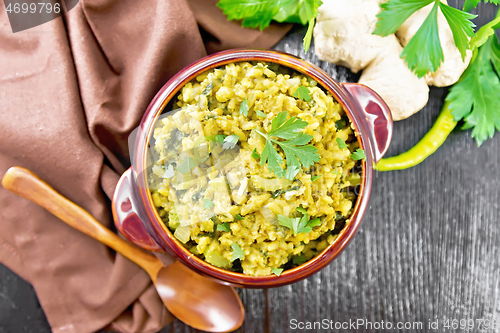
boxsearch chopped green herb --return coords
[216,134,226,143]
[177,156,197,174]
[202,82,214,95]
[217,223,231,232]
[256,111,320,178]
[222,134,240,149]
[240,98,249,117]
[293,255,307,265]
[271,267,284,276]
[251,148,260,160]
[256,110,267,117]
[296,207,307,215]
[163,164,175,178]
[204,199,215,209]
[351,149,366,161]
[234,214,244,220]
[311,175,322,182]
[336,137,348,149]
[331,170,343,176]
[335,118,347,130]
[231,243,245,262]
[272,185,300,199]
[292,85,311,102]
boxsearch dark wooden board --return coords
[1,1,500,332]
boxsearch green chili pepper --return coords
[375,100,457,171]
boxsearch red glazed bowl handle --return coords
[342,83,393,164]
[112,168,164,252]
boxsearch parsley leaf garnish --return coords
[278,208,321,235]
[217,223,231,232]
[271,267,284,276]
[336,138,348,149]
[446,14,500,146]
[240,98,249,117]
[256,112,320,178]
[351,149,366,161]
[251,148,260,160]
[463,0,499,12]
[216,134,227,143]
[204,199,215,209]
[374,0,476,77]
[231,243,245,262]
[256,110,267,117]
[311,175,322,182]
[235,214,244,220]
[222,134,240,149]
[293,85,311,102]
[177,156,197,174]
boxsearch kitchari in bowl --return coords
[148,61,364,277]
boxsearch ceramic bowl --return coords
[112,49,393,288]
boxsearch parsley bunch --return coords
[255,111,320,179]
[216,0,323,52]
[445,10,500,145]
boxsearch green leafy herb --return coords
[256,111,320,178]
[216,134,227,143]
[217,223,231,232]
[240,98,249,117]
[336,137,348,149]
[331,170,343,176]
[222,134,240,149]
[351,149,366,161]
[177,156,197,174]
[251,148,261,160]
[202,82,214,95]
[296,207,307,214]
[463,0,499,12]
[284,165,301,180]
[216,0,322,53]
[293,255,307,265]
[292,85,311,102]
[231,243,245,262]
[374,0,476,77]
[235,214,244,220]
[204,199,215,209]
[271,267,284,276]
[271,185,300,198]
[311,175,322,182]
[256,110,267,117]
[163,164,176,178]
[446,14,500,146]
[278,209,321,235]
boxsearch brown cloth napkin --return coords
[0,1,291,332]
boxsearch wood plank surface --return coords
[1,1,499,332]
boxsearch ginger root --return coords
[314,0,470,120]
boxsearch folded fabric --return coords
[0,0,291,332]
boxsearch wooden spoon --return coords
[2,166,244,333]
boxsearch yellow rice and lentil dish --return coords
[149,62,363,276]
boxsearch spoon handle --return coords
[2,166,163,279]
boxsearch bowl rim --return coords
[133,49,373,287]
